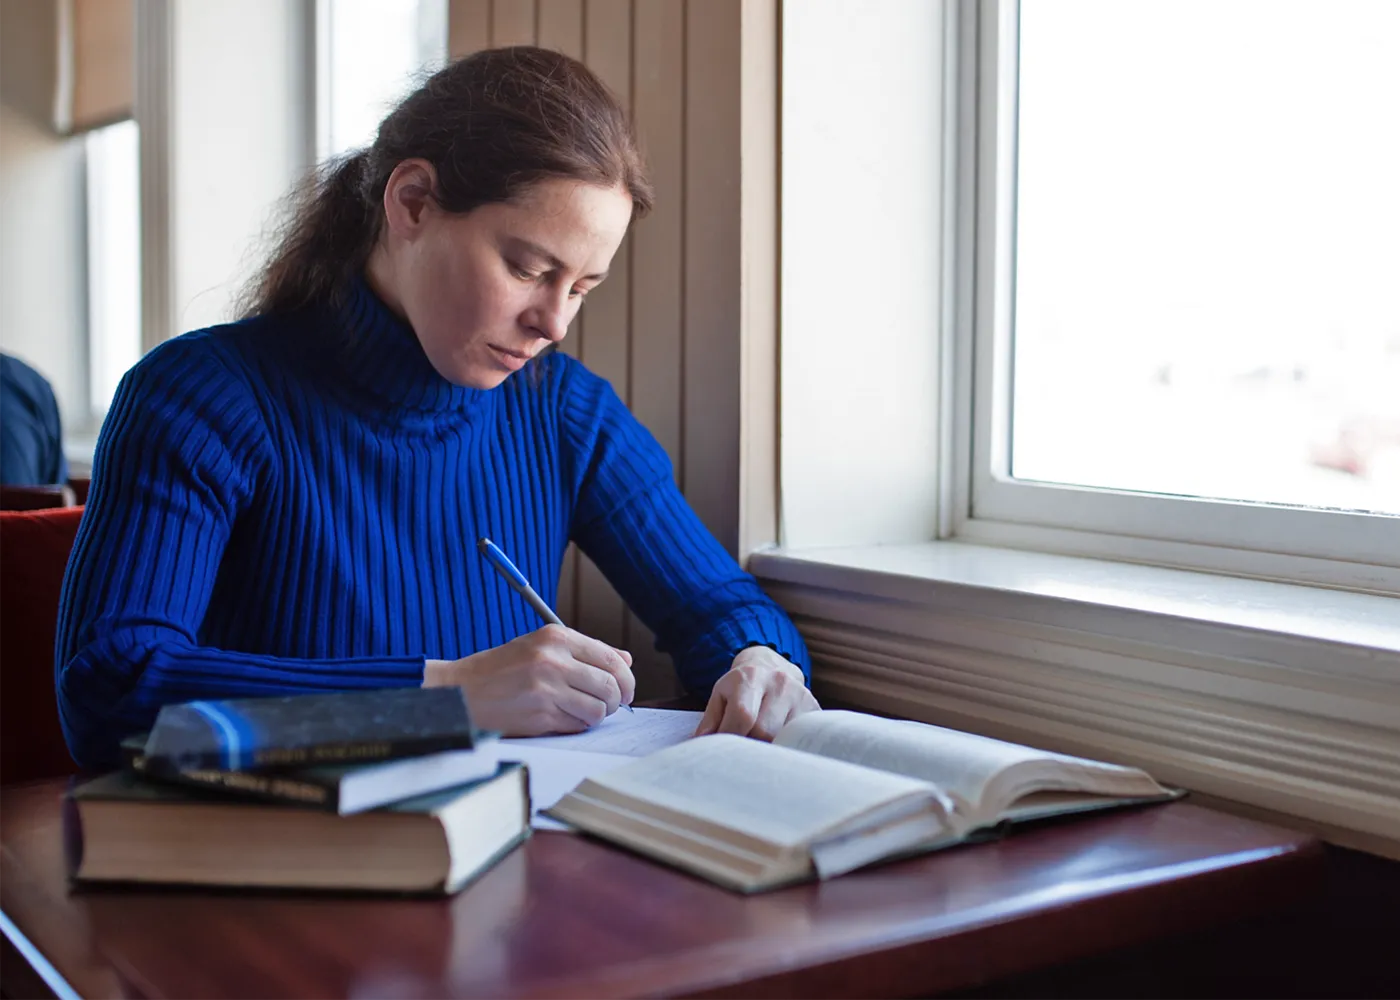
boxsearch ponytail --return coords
[238,151,379,318]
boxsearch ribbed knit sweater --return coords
[56,280,810,769]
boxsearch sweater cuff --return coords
[735,641,811,685]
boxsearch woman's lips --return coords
[488,344,531,371]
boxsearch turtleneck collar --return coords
[329,276,491,415]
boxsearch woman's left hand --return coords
[693,645,820,741]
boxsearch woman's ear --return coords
[381,159,440,241]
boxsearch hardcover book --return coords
[65,763,530,894]
[121,732,503,815]
[547,710,1181,893]
[141,687,480,773]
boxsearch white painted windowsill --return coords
[750,542,1400,857]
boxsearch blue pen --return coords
[477,537,633,712]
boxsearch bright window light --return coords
[85,118,141,419]
[318,0,447,160]
[1011,0,1400,516]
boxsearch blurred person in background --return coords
[0,353,67,486]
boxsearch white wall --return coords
[0,0,90,432]
[780,0,945,549]
[141,0,313,343]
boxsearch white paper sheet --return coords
[496,744,634,830]
[502,707,703,757]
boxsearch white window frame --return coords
[953,0,1400,596]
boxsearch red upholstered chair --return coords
[0,505,83,785]
[0,483,76,510]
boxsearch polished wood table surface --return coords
[1,779,1322,999]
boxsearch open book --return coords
[546,710,1178,893]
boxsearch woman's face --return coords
[383,175,633,390]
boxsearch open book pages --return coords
[546,734,958,892]
[548,710,1178,892]
[772,711,1171,829]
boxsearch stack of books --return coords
[65,688,529,896]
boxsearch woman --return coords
[56,47,816,770]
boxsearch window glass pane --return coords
[322,0,446,159]
[1012,0,1400,516]
[85,119,141,418]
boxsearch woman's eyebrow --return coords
[508,238,609,282]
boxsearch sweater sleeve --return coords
[558,361,811,696]
[55,337,425,770]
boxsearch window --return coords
[965,0,1400,588]
[772,0,1400,866]
[316,0,447,160]
[84,118,141,424]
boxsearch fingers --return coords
[523,624,633,724]
[715,680,764,737]
[693,657,819,741]
[550,625,636,708]
[749,688,791,743]
[551,685,614,731]
[693,688,726,737]
[555,653,622,717]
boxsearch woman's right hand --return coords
[423,624,635,736]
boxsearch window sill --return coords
[749,541,1400,858]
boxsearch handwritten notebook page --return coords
[502,708,703,756]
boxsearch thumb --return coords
[693,689,726,737]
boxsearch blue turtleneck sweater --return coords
[56,281,810,769]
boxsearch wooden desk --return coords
[1,779,1322,999]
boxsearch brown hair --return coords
[241,46,652,318]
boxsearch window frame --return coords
[953,0,1400,596]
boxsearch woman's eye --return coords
[508,262,540,281]
[569,287,589,299]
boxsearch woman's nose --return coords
[526,291,573,343]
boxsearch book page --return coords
[774,711,1057,816]
[502,708,703,757]
[565,733,954,850]
[775,712,1165,825]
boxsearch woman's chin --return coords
[463,369,509,390]
[431,360,508,391]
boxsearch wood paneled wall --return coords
[448,0,775,699]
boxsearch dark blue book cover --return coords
[142,687,479,773]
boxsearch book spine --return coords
[129,752,337,810]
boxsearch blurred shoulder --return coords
[0,353,60,410]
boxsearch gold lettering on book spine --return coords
[183,769,328,804]
[253,742,394,766]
